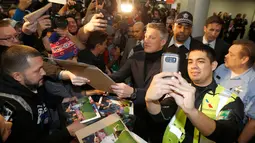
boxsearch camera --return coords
[68,0,83,13]
[96,9,113,25]
[165,57,177,63]
[161,53,179,73]
[50,14,68,29]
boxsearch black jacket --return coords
[110,50,162,110]
[110,50,167,142]
[194,36,230,66]
[0,74,73,143]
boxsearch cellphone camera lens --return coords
[172,57,176,63]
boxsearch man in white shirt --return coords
[214,40,255,143]
[195,15,230,66]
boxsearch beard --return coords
[23,76,42,91]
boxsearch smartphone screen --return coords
[0,101,16,121]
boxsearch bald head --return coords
[133,22,144,40]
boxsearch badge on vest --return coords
[232,86,243,95]
[216,110,231,120]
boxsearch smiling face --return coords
[188,50,217,86]
[67,17,78,34]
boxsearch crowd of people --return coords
[0,0,255,143]
[212,11,255,44]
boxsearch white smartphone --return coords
[161,53,180,74]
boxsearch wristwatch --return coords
[130,88,137,100]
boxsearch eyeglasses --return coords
[0,34,19,41]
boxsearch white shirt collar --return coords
[203,36,216,49]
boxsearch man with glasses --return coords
[0,20,20,53]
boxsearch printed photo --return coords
[82,120,137,143]
[98,96,134,117]
[64,96,101,124]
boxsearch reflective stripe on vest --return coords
[162,85,238,143]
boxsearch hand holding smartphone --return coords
[0,101,16,122]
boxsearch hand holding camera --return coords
[145,72,177,102]
[83,13,107,32]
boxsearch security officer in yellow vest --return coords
[145,45,244,143]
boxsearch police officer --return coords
[145,45,244,143]
[163,11,204,80]
[214,40,255,142]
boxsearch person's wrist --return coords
[145,96,153,102]
[185,108,198,117]
[83,24,91,33]
[130,88,137,99]
[18,4,28,11]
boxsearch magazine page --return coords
[75,114,139,143]
[63,96,101,124]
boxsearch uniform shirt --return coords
[214,64,255,120]
[242,79,255,120]
[168,37,191,50]
[214,64,255,101]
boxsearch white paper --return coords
[48,0,66,5]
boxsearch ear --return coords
[204,26,207,33]
[211,61,218,71]
[11,72,24,83]
[241,56,249,65]
[161,39,167,47]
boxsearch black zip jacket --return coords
[0,73,73,143]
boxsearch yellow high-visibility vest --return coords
[162,85,238,143]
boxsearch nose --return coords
[212,31,218,37]
[13,37,20,44]
[180,26,185,32]
[190,62,198,69]
[41,68,46,76]
[225,53,229,58]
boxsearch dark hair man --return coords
[0,45,85,143]
[146,45,244,143]
[214,40,255,143]
[195,15,230,66]
[78,31,111,74]
[110,23,168,142]
[163,11,204,81]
